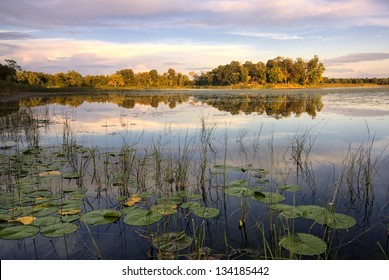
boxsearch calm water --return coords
[0,87,388,259]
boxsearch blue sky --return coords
[1,0,389,78]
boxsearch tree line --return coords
[1,56,389,89]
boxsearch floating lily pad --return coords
[298,205,326,220]
[31,216,61,227]
[225,186,253,197]
[157,196,183,205]
[181,201,201,210]
[314,210,356,229]
[40,223,78,238]
[152,232,193,252]
[0,225,39,240]
[279,233,327,256]
[62,172,81,180]
[281,185,302,192]
[58,209,81,216]
[252,191,285,204]
[270,204,302,219]
[31,205,59,217]
[151,201,177,215]
[187,194,202,200]
[123,207,162,226]
[39,170,62,177]
[15,216,36,225]
[228,180,249,188]
[63,187,87,194]
[123,195,142,207]
[0,214,11,222]
[81,209,121,225]
[192,207,220,219]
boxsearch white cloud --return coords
[0,38,259,75]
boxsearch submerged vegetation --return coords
[0,90,388,260]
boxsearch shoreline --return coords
[0,83,387,103]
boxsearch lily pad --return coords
[181,201,201,210]
[279,233,327,256]
[62,172,81,180]
[15,216,36,225]
[151,201,177,215]
[252,192,285,204]
[228,180,248,188]
[314,210,356,229]
[31,216,61,227]
[298,205,326,220]
[40,223,78,238]
[281,185,302,192]
[187,194,202,200]
[0,225,39,240]
[123,207,162,226]
[192,207,220,219]
[225,186,253,197]
[270,204,302,219]
[58,209,81,216]
[81,209,121,225]
[152,232,193,252]
[123,195,142,207]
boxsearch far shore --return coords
[0,83,388,103]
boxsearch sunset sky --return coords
[1,0,389,78]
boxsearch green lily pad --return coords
[152,232,193,252]
[192,207,220,219]
[225,186,253,197]
[157,196,183,205]
[252,191,285,204]
[32,216,61,227]
[31,205,59,217]
[181,202,201,210]
[314,210,357,229]
[63,187,87,194]
[123,207,162,226]
[281,185,302,192]
[62,172,81,180]
[228,180,248,188]
[151,201,177,215]
[187,194,202,200]
[270,204,302,219]
[0,225,39,240]
[280,233,327,256]
[298,205,326,220]
[0,214,11,222]
[40,223,78,238]
[81,209,121,225]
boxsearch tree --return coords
[107,73,125,87]
[306,55,325,85]
[117,69,135,86]
[0,59,21,81]
[266,59,284,84]
[66,70,83,87]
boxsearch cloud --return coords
[0,31,34,40]
[325,53,389,66]
[1,0,388,31]
[0,37,258,75]
[229,31,304,40]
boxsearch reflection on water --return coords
[0,88,389,260]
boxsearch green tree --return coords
[66,70,83,87]
[0,59,21,81]
[306,55,325,84]
[117,69,135,86]
[107,73,125,87]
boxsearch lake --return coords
[0,87,388,260]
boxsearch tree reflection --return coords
[16,91,323,119]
